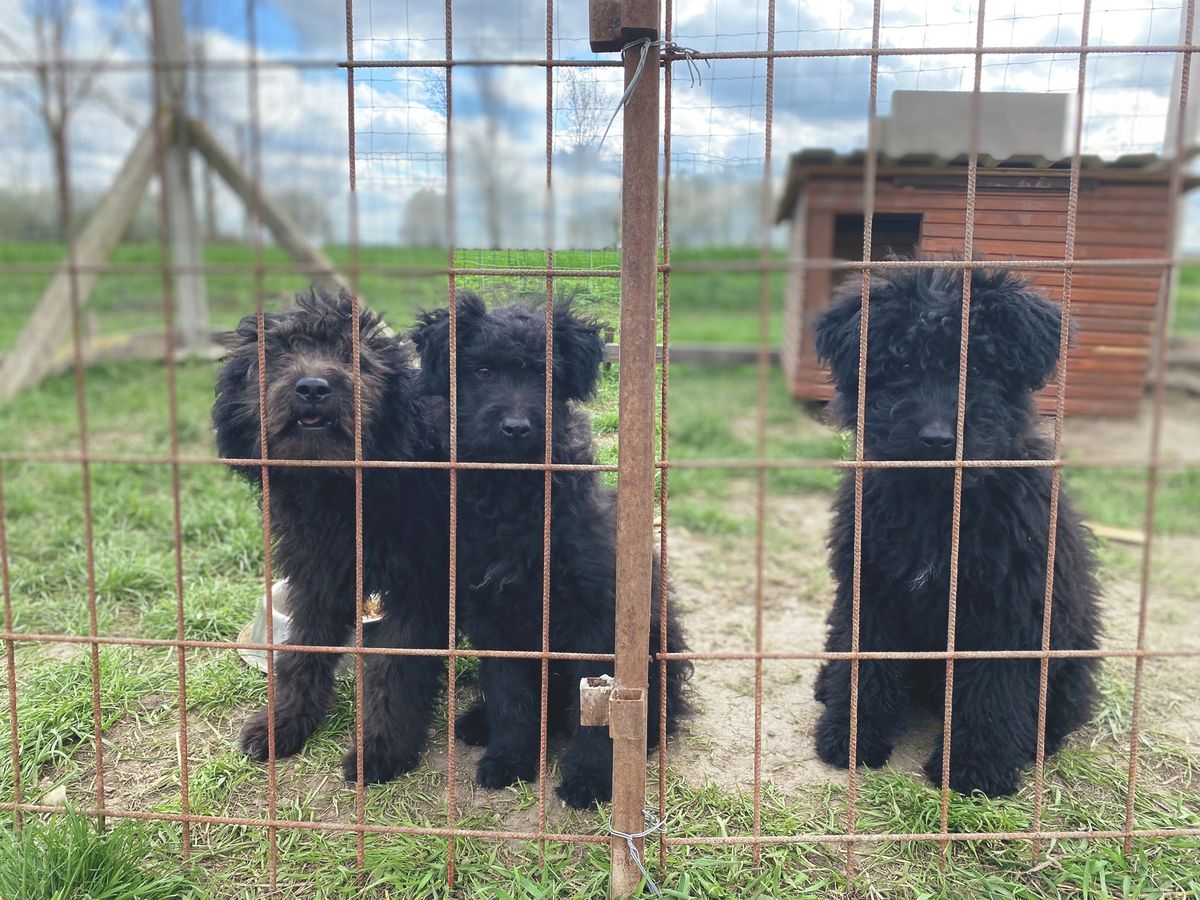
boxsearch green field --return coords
[0,243,787,356]
[0,242,1197,897]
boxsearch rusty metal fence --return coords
[0,0,1199,896]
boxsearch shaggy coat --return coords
[213,289,449,784]
[812,266,1101,797]
[412,294,690,808]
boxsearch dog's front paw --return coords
[455,702,489,747]
[556,769,611,809]
[814,711,892,769]
[342,741,420,784]
[238,708,310,761]
[475,753,536,790]
[923,750,1019,797]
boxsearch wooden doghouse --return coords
[776,149,1190,417]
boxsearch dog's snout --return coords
[294,377,332,403]
[500,416,532,440]
[918,423,955,451]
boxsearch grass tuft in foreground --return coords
[0,808,195,899]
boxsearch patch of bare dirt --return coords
[666,487,1200,799]
[23,483,1200,832]
[1062,392,1200,464]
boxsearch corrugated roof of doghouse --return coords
[775,148,1189,223]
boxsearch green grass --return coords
[0,244,1198,896]
[0,808,194,899]
[0,242,784,355]
[1,647,175,797]
[1172,266,1200,336]
[1064,466,1200,535]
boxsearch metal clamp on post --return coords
[589,0,658,52]
[580,675,615,726]
[579,676,648,742]
[607,687,647,741]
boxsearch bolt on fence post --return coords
[602,0,661,894]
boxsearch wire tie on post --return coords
[608,808,669,897]
[598,39,708,153]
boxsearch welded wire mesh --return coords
[0,0,1197,896]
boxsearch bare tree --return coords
[0,0,142,236]
[562,70,610,155]
[421,70,448,116]
[472,67,504,249]
[273,187,334,244]
[402,188,447,247]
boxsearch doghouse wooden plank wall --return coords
[777,151,1187,417]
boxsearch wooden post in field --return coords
[150,0,209,350]
[0,115,164,402]
[186,119,349,295]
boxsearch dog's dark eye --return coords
[474,366,491,378]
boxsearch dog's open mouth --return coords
[296,414,331,430]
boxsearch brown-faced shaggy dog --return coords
[213,289,449,784]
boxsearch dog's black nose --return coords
[918,423,955,451]
[295,377,332,403]
[501,416,532,440]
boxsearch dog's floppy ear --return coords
[214,312,269,395]
[973,283,1067,391]
[814,287,864,392]
[228,312,264,348]
[551,301,605,401]
[411,292,487,394]
[212,343,259,476]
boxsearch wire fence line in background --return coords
[0,0,1196,896]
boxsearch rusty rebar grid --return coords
[50,33,108,834]
[241,0,280,886]
[750,0,779,869]
[147,33,193,859]
[534,0,558,867]
[655,0,676,877]
[934,0,990,867]
[5,40,1200,76]
[1124,0,1197,859]
[8,254,1200,279]
[1,451,1197,472]
[844,0,885,876]
[341,0,369,878]
[1,1,1197,895]
[1029,0,1094,863]
[2,632,1196,662]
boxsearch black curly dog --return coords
[213,289,450,784]
[812,265,1101,796]
[412,294,690,808]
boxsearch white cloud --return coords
[0,0,1194,247]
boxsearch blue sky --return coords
[0,0,1193,246]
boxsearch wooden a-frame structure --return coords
[0,0,350,401]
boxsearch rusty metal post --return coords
[609,0,660,895]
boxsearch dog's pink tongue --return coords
[299,415,322,426]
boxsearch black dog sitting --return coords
[412,294,690,808]
[213,289,449,784]
[812,265,1101,796]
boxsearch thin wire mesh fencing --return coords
[651,0,1200,889]
[0,0,1197,897]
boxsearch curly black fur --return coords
[412,294,691,808]
[811,265,1101,797]
[213,289,449,784]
